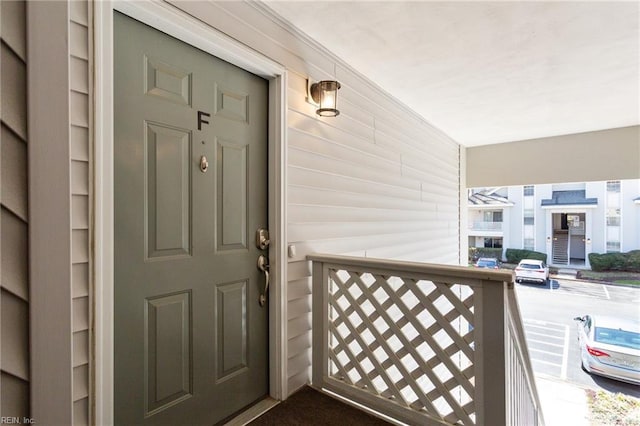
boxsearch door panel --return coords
[145,122,192,258]
[216,280,248,380]
[145,56,192,106]
[114,12,269,425]
[145,292,192,415]
[217,139,248,251]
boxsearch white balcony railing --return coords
[308,254,544,426]
[468,221,503,231]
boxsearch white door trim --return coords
[94,2,288,424]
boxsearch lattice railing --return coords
[309,254,545,426]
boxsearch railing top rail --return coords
[307,253,513,283]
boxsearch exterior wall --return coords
[473,180,640,265]
[1,0,30,418]
[166,1,461,395]
[621,179,640,251]
[586,181,606,254]
[535,185,552,254]
[26,1,91,424]
[69,2,92,424]
[507,187,523,252]
[501,203,512,252]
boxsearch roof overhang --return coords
[468,203,514,209]
[541,204,598,210]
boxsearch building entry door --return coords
[114,12,269,425]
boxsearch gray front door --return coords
[114,12,269,425]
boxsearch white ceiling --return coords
[263,1,640,147]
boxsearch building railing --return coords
[468,221,503,231]
[308,254,545,426]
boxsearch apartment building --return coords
[468,180,640,267]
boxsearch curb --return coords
[550,274,640,289]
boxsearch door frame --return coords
[94,2,288,424]
[544,208,593,268]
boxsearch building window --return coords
[523,187,535,248]
[606,182,621,252]
[606,214,621,227]
[484,237,503,248]
[483,210,503,222]
[523,238,535,250]
[607,241,621,252]
[606,181,621,192]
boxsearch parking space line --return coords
[602,284,610,300]
[524,324,565,333]
[529,347,563,357]
[525,330,565,340]
[523,318,566,328]
[523,317,570,380]
[531,358,562,368]
[526,337,565,347]
[561,324,569,380]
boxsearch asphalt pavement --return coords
[514,275,640,423]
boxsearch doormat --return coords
[248,386,391,425]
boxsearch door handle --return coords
[257,255,269,307]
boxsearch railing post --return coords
[311,260,325,389]
[475,279,507,426]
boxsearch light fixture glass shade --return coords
[310,80,341,117]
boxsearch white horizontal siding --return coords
[282,31,461,391]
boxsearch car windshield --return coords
[477,260,497,267]
[520,263,542,269]
[594,327,640,350]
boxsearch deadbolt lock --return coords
[256,228,270,250]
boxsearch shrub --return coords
[589,251,640,272]
[469,247,503,262]
[505,248,547,264]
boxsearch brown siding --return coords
[0,0,30,419]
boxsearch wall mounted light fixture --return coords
[307,79,341,117]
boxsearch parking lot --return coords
[516,278,640,397]
[522,318,569,380]
[551,278,640,302]
[522,276,640,301]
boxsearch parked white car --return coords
[573,315,640,385]
[514,259,549,285]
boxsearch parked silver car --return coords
[573,314,640,385]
